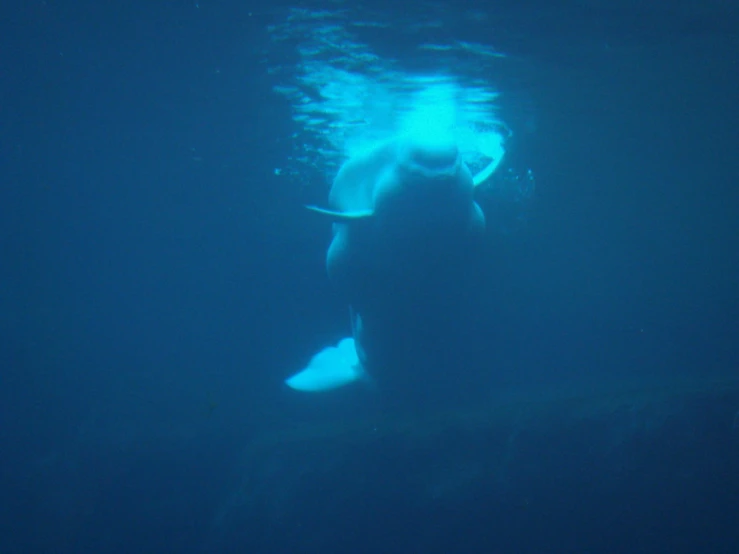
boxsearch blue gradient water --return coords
[1,1,738,552]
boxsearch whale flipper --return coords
[285,338,366,392]
[472,131,506,188]
[305,205,374,222]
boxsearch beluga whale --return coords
[285,129,504,394]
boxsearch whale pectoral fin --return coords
[473,131,506,187]
[305,205,374,222]
[472,156,504,188]
[285,337,366,392]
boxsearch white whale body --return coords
[289,130,504,393]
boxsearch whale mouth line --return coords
[405,156,458,174]
[398,138,461,177]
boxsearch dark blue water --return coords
[2,1,738,552]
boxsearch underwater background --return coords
[1,0,739,552]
